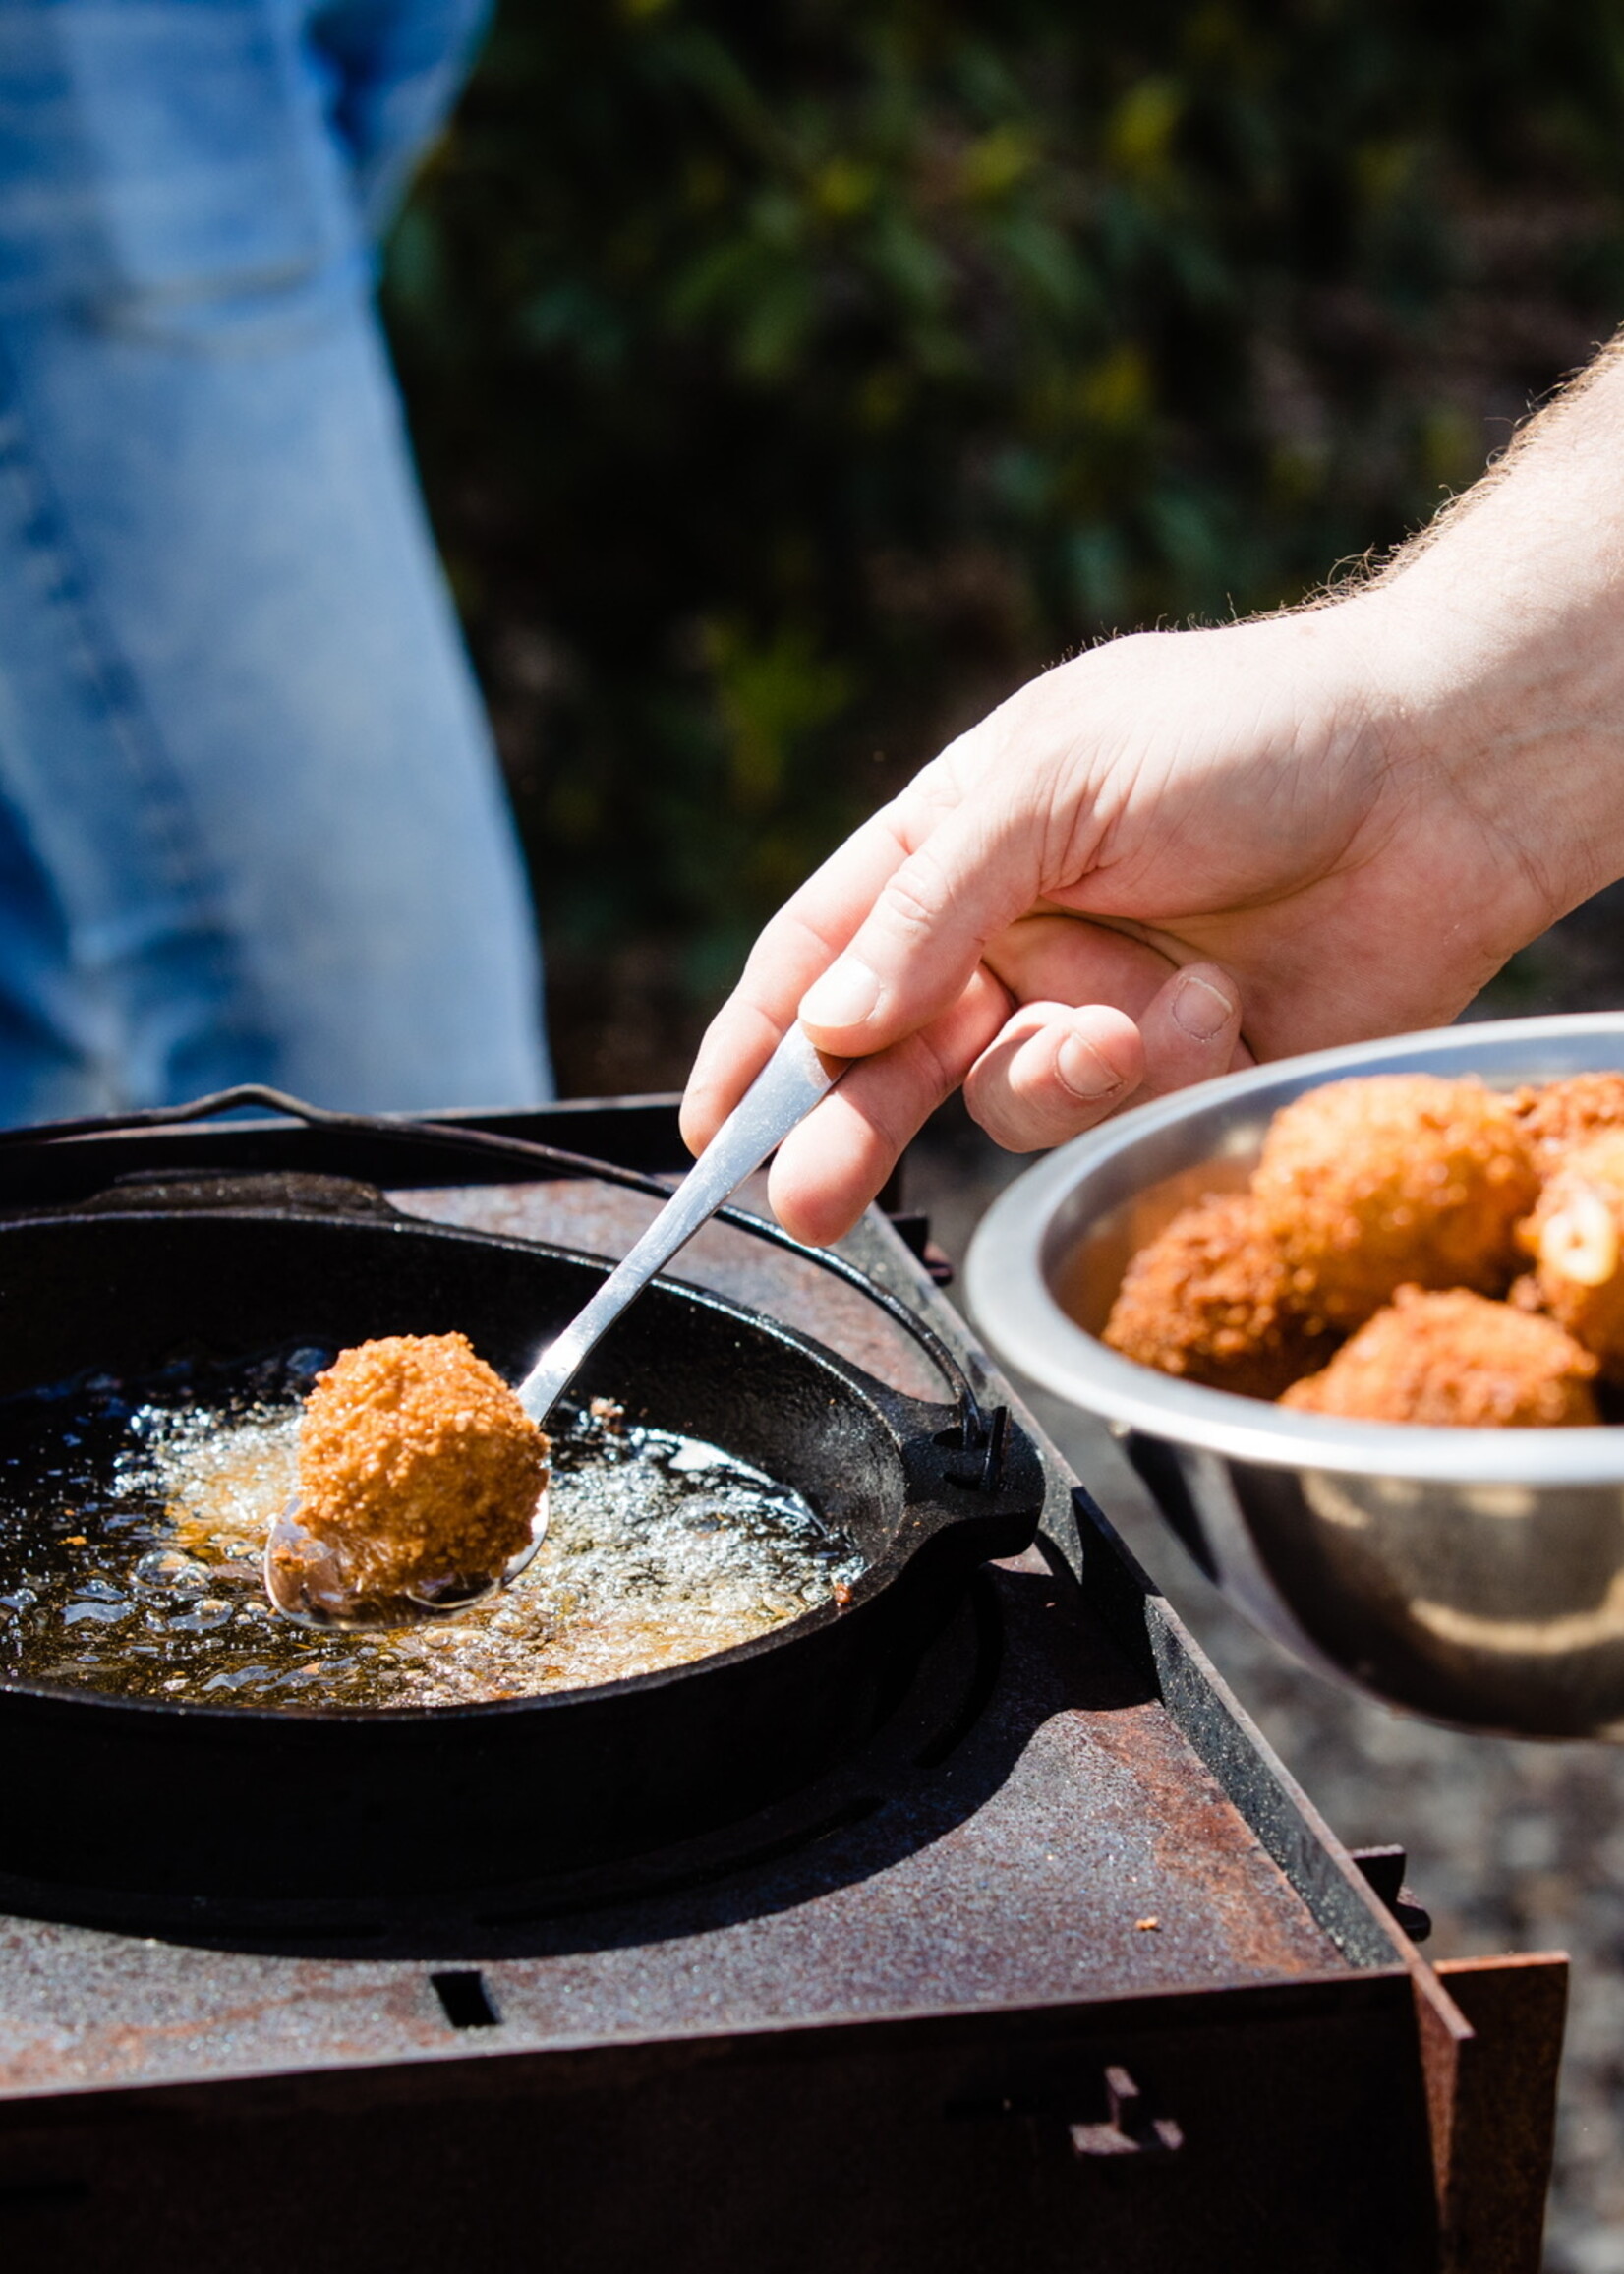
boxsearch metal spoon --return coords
[264,1025,842,1630]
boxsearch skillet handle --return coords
[62,1169,404,1221]
[882,1394,1043,1558]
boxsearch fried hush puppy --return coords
[1280,1287,1599,1428]
[1513,1071,1624,1168]
[293,1332,548,1601]
[1251,1075,1537,1328]
[1522,1129,1624,1378]
[1102,1194,1337,1401]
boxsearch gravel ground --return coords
[904,899,1624,2274]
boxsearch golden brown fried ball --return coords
[297,1332,548,1600]
[1251,1075,1537,1328]
[1102,1194,1338,1400]
[1513,1072,1624,1168]
[1280,1286,1599,1428]
[1522,1129,1624,1377]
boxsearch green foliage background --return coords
[385,0,1624,1084]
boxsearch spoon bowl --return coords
[263,1487,551,1632]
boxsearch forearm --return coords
[1351,334,1624,924]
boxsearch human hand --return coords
[681,590,1587,1246]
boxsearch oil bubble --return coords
[169,1599,235,1634]
[133,1549,213,1596]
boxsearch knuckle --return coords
[742,907,838,986]
[963,1068,1025,1150]
[969,1044,1127,1153]
[875,848,957,945]
[898,1024,960,1113]
[903,765,962,821]
[967,1085,1056,1154]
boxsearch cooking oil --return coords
[0,1347,864,1710]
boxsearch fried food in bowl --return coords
[1102,1193,1336,1400]
[1523,1129,1624,1377]
[1280,1286,1599,1429]
[1251,1074,1537,1329]
[1096,1068,1616,1427]
[1514,1071,1624,1167]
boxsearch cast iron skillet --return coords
[0,1140,1042,1906]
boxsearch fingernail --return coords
[1056,1029,1125,1101]
[800,957,882,1029]
[1171,971,1236,1044]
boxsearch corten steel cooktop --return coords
[0,1097,1569,2274]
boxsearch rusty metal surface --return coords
[0,1545,1351,2103]
[1431,1953,1569,2274]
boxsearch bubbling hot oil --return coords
[0,1349,865,1709]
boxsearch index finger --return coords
[680,784,952,1154]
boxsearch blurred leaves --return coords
[385,0,1624,1019]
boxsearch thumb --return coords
[796,796,1045,1056]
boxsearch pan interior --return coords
[0,1210,892,1713]
[0,1346,864,1710]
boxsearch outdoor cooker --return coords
[0,1091,1042,1911]
[0,1091,1571,2274]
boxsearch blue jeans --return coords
[0,0,551,1122]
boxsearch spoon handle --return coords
[517,1025,841,1424]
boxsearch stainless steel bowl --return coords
[965,1011,1624,1739]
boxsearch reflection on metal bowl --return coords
[965,1011,1624,1740]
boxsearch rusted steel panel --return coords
[0,1975,1442,2274]
[1430,1953,1569,2274]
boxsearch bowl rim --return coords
[965,1008,1624,1485]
